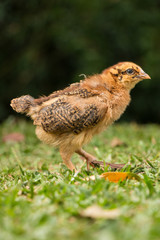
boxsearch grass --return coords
[0,117,160,240]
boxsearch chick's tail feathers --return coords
[10,95,35,114]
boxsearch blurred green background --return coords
[1,0,160,123]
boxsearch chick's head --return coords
[104,62,151,90]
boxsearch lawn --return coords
[0,117,160,240]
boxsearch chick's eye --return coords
[126,68,134,75]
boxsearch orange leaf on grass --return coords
[100,172,141,183]
[87,172,141,183]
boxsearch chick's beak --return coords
[138,70,151,80]
[141,73,151,79]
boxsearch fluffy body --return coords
[11,62,150,171]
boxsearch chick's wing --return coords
[35,97,107,134]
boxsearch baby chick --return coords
[11,62,150,171]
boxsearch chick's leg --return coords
[76,148,125,170]
[76,149,97,171]
[60,149,76,171]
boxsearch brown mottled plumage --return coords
[10,62,150,171]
